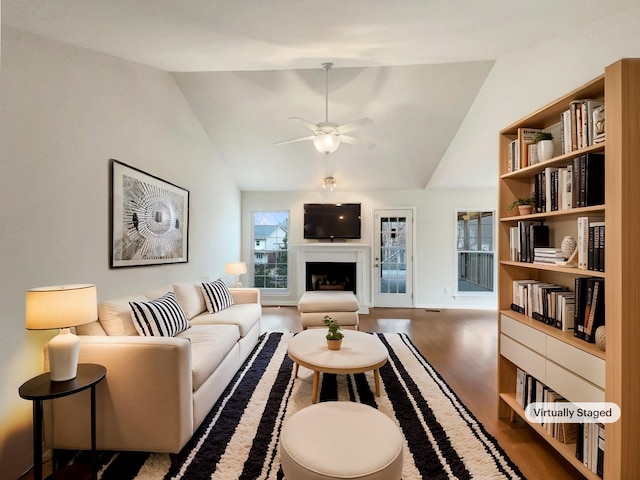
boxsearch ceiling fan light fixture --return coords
[313,133,341,154]
[323,176,337,191]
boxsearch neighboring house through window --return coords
[252,211,289,290]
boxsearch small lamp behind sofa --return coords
[225,261,247,288]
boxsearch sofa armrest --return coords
[230,287,260,305]
[47,335,194,453]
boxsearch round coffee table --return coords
[287,329,388,403]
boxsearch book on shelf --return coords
[515,369,578,445]
[511,279,541,316]
[583,278,605,343]
[578,216,604,270]
[518,128,543,169]
[516,220,545,263]
[528,143,538,166]
[597,423,605,477]
[533,247,563,264]
[581,100,605,147]
[534,171,546,212]
[509,227,519,262]
[581,153,605,207]
[589,221,605,272]
[562,99,606,154]
[577,423,605,476]
[574,276,605,342]
[508,128,544,171]
[592,104,605,144]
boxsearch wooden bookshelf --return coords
[497,58,640,480]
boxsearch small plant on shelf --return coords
[507,193,536,212]
[324,315,344,350]
[533,131,554,143]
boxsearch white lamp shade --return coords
[26,284,97,330]
[26,284,97,381]
[313,134,341,154]
[225,262,247,276]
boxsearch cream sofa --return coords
[45,282,261,454]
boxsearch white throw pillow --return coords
[129,292,190,337]
[201,279,234,313]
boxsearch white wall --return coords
[0,28,241,479]
[429,4,640,189]
[242,188,497,309]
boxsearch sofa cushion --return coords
[190,303,261,338]
[130,292,190,337]
[172,282,207,320]
[97,286,175,336]
[176,324,239,391]
[201,279,234,313]
[99,294,148,336]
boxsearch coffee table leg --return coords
[293,363,299,378]
[374,369,381,397]
[312,371,320,403]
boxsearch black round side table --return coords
[19,363,106,480]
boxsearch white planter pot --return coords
[536,140,554,162]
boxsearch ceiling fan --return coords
[274,62,375,154]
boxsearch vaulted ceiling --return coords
[3,0,637,191]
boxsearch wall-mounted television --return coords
[304,203,361,240]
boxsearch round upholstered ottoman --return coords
[280,401,403,480]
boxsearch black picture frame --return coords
[110,159,189,268]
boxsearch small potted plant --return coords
[508,193,536,216]
[533,131,554,162]
[323,315,344,350]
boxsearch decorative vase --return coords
[561,236,577,259]
[327,338,342,350]
[536,140,554,162]
[595,326,606,352]
[517,205,533,216]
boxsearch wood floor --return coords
[20,306,581,480]
[263,306,582,480]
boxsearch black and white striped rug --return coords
[64,332,525,479]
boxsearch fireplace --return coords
[294,243,370,313]
[306,262,356,294]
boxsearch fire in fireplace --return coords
[306,262,356,294]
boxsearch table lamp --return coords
[26,284,97,382]
[225,261,247,288]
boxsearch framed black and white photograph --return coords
[110,159,189,268]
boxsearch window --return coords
[456,210,495,293]
[252,211,289,290]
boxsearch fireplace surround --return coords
[294,243,370,313]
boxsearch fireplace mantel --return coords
[294,243,371,313]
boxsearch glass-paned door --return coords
[373,209,414,307]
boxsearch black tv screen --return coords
[304,203,361,240]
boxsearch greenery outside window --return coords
[456,210,495,294]
[252,211,289,290]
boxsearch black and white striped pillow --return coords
[129,292,190,337]
[201,279,234,313]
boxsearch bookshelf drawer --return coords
[500,315,546,355]
[546,336,605,388]
[500,334,546,382]
[546,361,605,403]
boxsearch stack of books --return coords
[533,247,564,264]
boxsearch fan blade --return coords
[341,135,375,149]
[289,117,320,132]
[336,118,374,134]
[274,135,315,146]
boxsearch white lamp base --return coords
[48,328,80,381]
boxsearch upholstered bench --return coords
[297,291,359,329]
[280,401,403,480]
